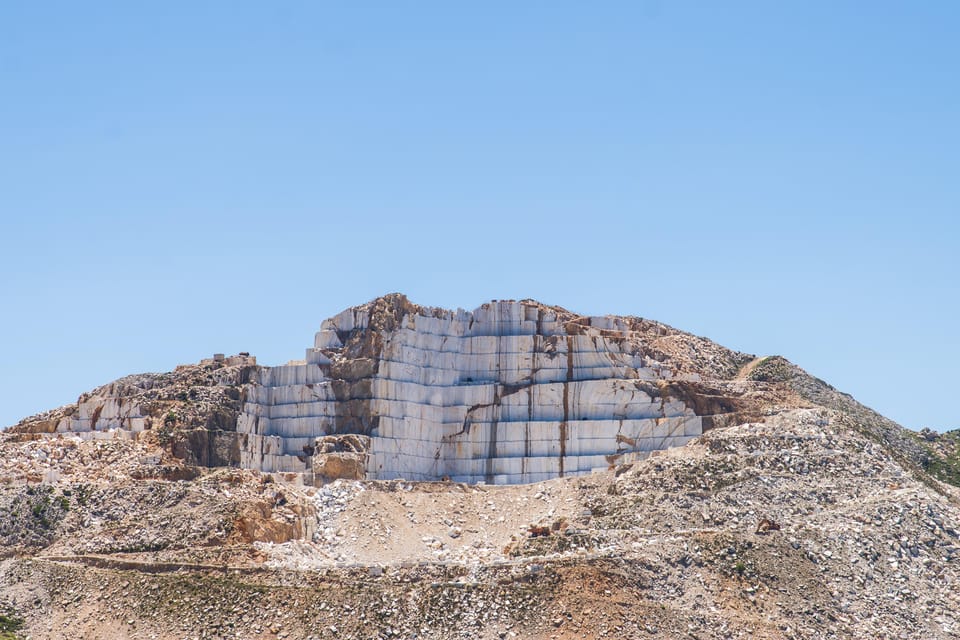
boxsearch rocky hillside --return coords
[2,295,959,639]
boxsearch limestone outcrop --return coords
[9,361,258,468]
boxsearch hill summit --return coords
[3,294,960,639]
[8,294,817,484]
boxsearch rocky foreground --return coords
[2,297,960,639]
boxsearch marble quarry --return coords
[237,296,707,484]
[27,295,724,484]
[53,385,149,439]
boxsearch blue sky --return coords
[1,2,957,430]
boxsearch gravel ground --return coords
[2,407,959,639]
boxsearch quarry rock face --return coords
[238,295,716,483]
[20,295,747,484]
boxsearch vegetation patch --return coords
[920,429,960,487]
[0,484,73,548]
[747,356,796,383]
[0,611,24,640]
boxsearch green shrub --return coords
[0,612,24,637]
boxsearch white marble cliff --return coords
[237,295,705,484]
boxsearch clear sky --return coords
[1,2,957,431]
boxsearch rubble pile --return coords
[595,409,960,638]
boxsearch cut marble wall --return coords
[55,397,148,434]
[237,299,708,484]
